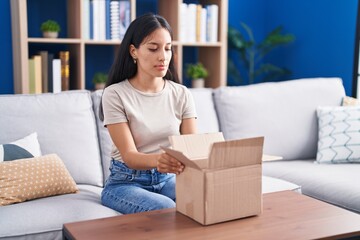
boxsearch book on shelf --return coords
[187,4,197,43]
[38,51,48,93]
[105,0,111,40]
[34,51,57,93]
[110,0,120,39]
[27,50,69,93]
[206,4,219,43]
[200,7,207,42]
[52,59,62,93]
[59,51,70,91]
[33,55,42,94]
[119,0,130,39]
[179,3,188,42]
[83,0,91,39]
[90,0,94,39]
[179,3,218,43]
[196,4,202,42]
[91,0,100,40]
[28,58,35,94]
[47,53,54,93]
[87,0,130,40]
[196,5,207,42]
[99,0,106,40]
[28,55,42,94]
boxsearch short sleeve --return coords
[102,86,128,126]
[182,88,197,119]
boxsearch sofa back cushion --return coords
[189,88,219,134]
[213,78,345,160]
[91,90,113,181]
[0,91,104,186]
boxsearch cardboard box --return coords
[161,132,264,225]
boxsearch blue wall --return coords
[0,0,13,94]
[1,0,358,95]
[229,0,358,95]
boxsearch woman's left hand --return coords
[157,153,184,174]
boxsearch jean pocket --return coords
[109,163,134,182]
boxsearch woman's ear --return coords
[129,44,137,59]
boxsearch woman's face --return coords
[130,28,172,79]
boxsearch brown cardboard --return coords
[162,132,264,225]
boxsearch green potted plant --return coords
[228,22,295,85]
[92,72,108,90]
[40,20,61,38]
[186,62,209,88]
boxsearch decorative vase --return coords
[192,78,205,88]
[43,32,59,38]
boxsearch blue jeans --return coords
[101,160,176,214]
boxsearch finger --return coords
[158,162,184,173]
[160,153,184,167]
[157,160,184,174]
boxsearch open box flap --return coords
[160,146,202,170]
[208,136,264,169]
[169,132,224,159]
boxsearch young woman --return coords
[100,13,197,214]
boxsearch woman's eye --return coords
[165,48,171,51]
[149,49,157,52]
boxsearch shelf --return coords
[11,0,228,93]
[28,38,82,44]
[176,42,222,47]
[84,40,122,45]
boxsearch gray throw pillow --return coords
[0,133,42,162]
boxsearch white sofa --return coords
[1,77,357,240]
[208,78,360,213]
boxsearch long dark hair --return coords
[99,13,179,121]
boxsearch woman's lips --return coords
[155,65,166,70]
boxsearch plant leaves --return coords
[258,26,295,57]
[254,63,292,81]
[227,58,243,84]
[227,22,295,84]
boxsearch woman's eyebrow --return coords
[146,42,172,46]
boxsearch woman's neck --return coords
[129,75,165,93]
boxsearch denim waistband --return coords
[111,159,157,176]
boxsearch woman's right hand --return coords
[157,153,184,174]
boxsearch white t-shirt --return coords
[102,79,197,161]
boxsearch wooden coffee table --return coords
[63,191,360,240]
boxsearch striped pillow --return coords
[316,106,360,163]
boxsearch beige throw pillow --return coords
[0,154,78,206]
[342,96,360,106]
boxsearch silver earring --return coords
[133,58,137,64]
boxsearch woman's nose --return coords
[159,51,165,62]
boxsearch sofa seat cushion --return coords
[0,91,104,186]
[213,78,345,160]
[263,160,360,213]
[262,176,301,194]
[0,185,119,239]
